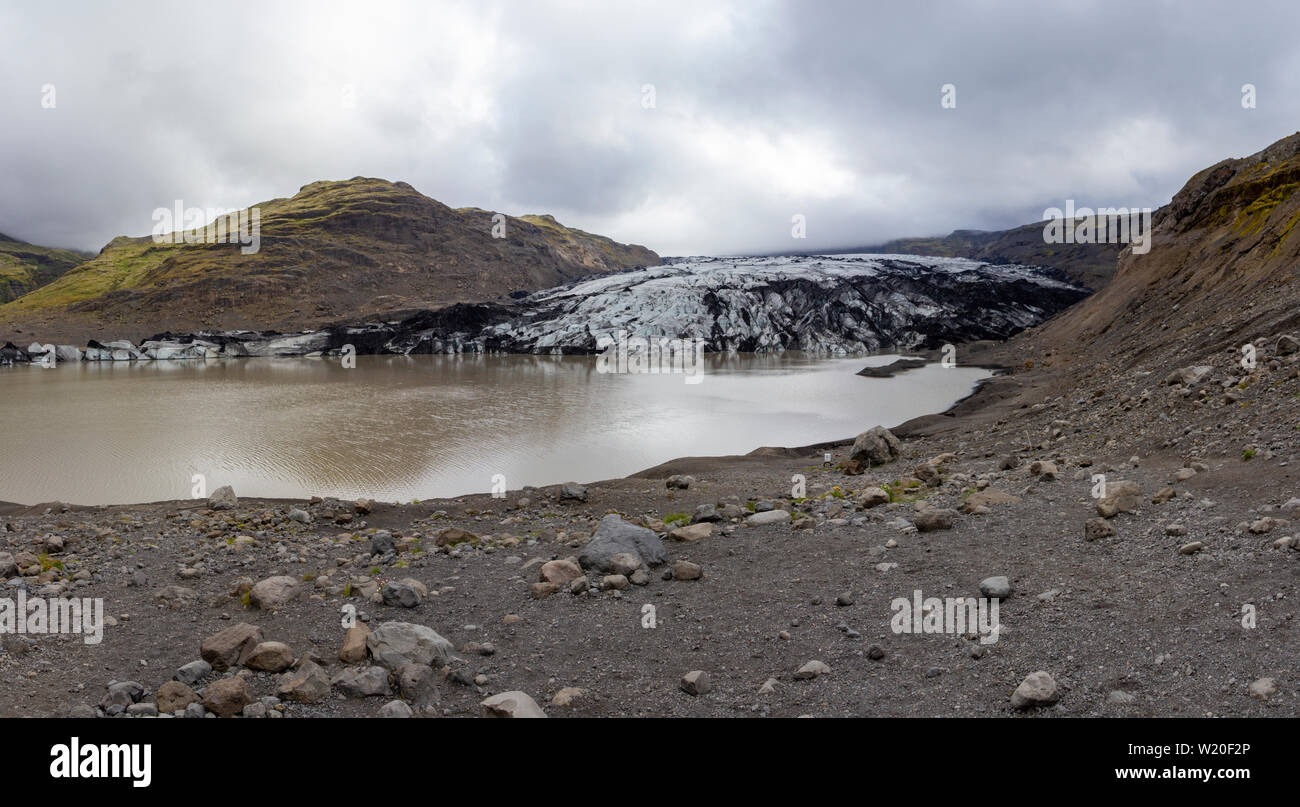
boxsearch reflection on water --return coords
[0,353,989,505]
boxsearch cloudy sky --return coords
[2,0,1299,256]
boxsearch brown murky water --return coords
[0,353,989,505]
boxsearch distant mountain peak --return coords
[0,179,659,343]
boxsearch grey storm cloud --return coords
[1,0,1298,256]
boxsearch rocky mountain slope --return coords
[0,178,658,344]
[1026,131,1300,369]
[0,233,88,304]
[826,221,1124,291]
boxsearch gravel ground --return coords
[2,339,1297,718]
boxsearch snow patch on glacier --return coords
[466,254,1089,354]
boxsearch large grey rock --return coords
[850,426,902,466]
[366,622,454,670]
[578,514,667,573]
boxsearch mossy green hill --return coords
[1024,131,1300,368]
[0,178,659,343]
[0,234,89,305]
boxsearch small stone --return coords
[249,576,301,610]
[1248,677,1277,700]
[434,527,479,547]
[200,623,264,672]
[551,687,586,707]
[671,560,702,581]
[794,660,830,680]
[202,677,252,717]
[1151,487,1176,504]
[668,523,713,542]
[339,624,371,663]
[745,510,791,526]
[1084,517,1115,541]
[1010,671,1059,709]
[379,699,413,718]
[276,660,331,704]
[539,559,583,585]
[558,483,589,502]
[531,581,562,599]
[381,582,422,608]
[913,508,956,532]
[244,641,295,672]
[608,552,642,576]
[396,663,437,705]
[600,574,630,591]
[481,690,547,717]
[331,665,392,698]
[207,485,237,511]
[680,670,711,696]
[175,660,212,686]
[1029,460,1058,480]
[979,575,1012,599]
[856,487,890,508]
[1096,480,1142,518]
[155,681,199,713]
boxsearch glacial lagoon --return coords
[0,353,989,505]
